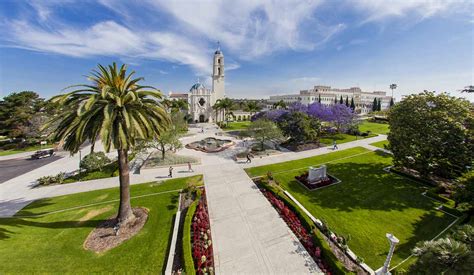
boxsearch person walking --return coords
[169,166,173,178]
[333,140,338,150]
[246,153,252,163]
[187,162,194,172]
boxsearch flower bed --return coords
[261,189,333,274]
[191,191,214,274]
[295,172,340,190]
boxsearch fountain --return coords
[186,137,235,153]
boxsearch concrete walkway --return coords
[0,123,387,274]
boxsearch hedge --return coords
[183,198,199,275]
[258,181,349,274]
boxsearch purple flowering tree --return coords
[328,104,356,132]
[288,101,308,113]
[307,102,332,121]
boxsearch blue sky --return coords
[0,0,473,101]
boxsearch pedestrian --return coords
[169,166,173,178]
[201,127,204,133]
[246,153,252,163]
[333,140,338,150]
[188,162,193,172]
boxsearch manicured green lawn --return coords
[320,133,376,146]
[0,175,203,273]
[370,140,389,149]
[222,121,251,131]
[245,148,455,269]
[358,121,390,135]
[0,145,50,156]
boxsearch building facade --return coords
[168,46,225,123]
[268,85,393,114]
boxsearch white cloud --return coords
[350,0,472,23]
[144,0,341,59]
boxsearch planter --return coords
[295,172,341,191]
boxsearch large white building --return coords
[268,85,393,114]
[168,46,225,123]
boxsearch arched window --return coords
[218,59,221,64]
[218,68,221,74]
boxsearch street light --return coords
[79,149,82,181]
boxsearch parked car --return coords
[31,149,55,159]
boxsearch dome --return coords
[190,83,205,91]
[215,49,222,54]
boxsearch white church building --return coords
[168,46,225,123]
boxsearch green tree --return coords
[372,98,378,112]
[0,91,45,138]
[345,96,349,107]
[273,99,287,109]
[318,94,321,103]
[377,99,382,111]
[453,171,474,213]
[144,129,182,160]
[334,96,338,104]
[248,119,282,151]
[410,237,473,274]
[339,95,343,104]
[81,152,111,172]
[245,101,261,117]
[219,98,234,125]
[350,97,355,110]
[213,99,222,122]
[48,63,170,225]
[388,92,473,179]
[278,111,321,144]
[390,97,395,107]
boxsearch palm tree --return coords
[48,63,170,225]
[245,101,261,117]
[213,99,222,123]
[461,85,474,93]
[219,98,234,126]
[411,238,472,274]
[389,83,397,100]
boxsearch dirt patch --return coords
[84,207,148,253]
[77,205,113,224]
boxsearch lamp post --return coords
[78,149,82,181]
[376,233,399,275]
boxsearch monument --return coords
[308,165,327,183]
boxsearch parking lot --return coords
[0,155,62,184]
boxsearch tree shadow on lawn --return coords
[284,161,436,213]
[390,211,456,263]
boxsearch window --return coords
[218,59,221,64]
[218,68,221,74]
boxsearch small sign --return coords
[40,141,47,145]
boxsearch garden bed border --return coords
[283,190,375,275]
[294,174,342,191]
[165,192,183,275]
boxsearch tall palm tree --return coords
[218,98,234,126]
[390,84,397,99]
[245,101,261,117]
[213,99,222,122]
[48,63,170,225]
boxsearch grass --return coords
[0,145,50,156]
[63,161,119,183]
[183,198,199,275]
[358,121,390,135]
[370,140,389,149]
[245,148,456,268]
[222,121,251,131]
[144,152,199,168]
[320,133,376,146]
[0,175,203,273]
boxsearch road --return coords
[0,155,62,184]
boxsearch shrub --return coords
[80,152,111,172]
[37,172,66,186]
[183,199,199,275]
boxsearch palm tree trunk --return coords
[117,149,135,224]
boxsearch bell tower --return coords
[212,42,225,102]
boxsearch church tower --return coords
[212,43,225,102]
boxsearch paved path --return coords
[0,123,387,274]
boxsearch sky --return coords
[0,0,473,101]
